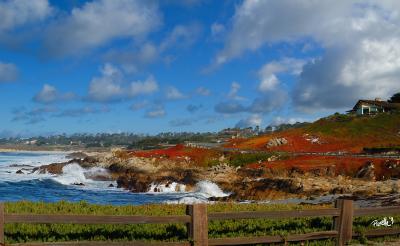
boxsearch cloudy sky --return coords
[1,0,400,137]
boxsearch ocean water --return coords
[0,151,229,205]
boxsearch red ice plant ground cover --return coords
[246,155,398,180]
[129,144,219,166]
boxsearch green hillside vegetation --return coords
[306,112,400,140]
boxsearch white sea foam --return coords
[194,180,230,198]
[148,182,186,193]
[52,163,116,190]
[0,152,67,182]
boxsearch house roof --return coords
[352,100,400,110]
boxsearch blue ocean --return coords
[0,151,220,205]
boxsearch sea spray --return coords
[194,180,230,198]
[52,163,115,189]
[53,163,88,185]
[148,182,186,193]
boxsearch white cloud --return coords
[216,0,400,111]
[130,76,159,97]
[160,23,202,52]
[44,0,161,57]
[88,64,124,102]
[294,38,400,111]
[33,84,76,104]
[0,61,18,82]
[258,58,306,92]
[103,23,201,73]
[227,81,246,100]
[165,86,186,100]
[0,0,52,32]
[270,116,309,126]
[145,105,165,118]
[235,114,262,128]
[215,0,355,65]
[88,63,159,102]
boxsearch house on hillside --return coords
[348,98,400,115]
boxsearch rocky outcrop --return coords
[33,156,99,174]
[266,137,288,148]
[355,161,375,180]
[33,149,400,202]
[66,152,89,159]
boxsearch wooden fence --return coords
[0,199,399,246]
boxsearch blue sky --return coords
[0,0,400,137]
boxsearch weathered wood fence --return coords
[0,199,399,246]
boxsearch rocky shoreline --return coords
[23,148,400,205]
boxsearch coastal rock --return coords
[266,137,288,148]
[66,152,88,159]
[355,161,376,180]
[33,162,66,175]
[16,170,24,174]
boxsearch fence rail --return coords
[0,200,399,246]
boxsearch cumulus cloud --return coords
[160,23,202,52]
[0,61,18,82]
[235,114,262,128]
[33,84,76,104]
[227,81,244,100]
[44,0,161,57]
[270,116,310,126]
[0,0,52,32]
[216,0,400,111]
[215,89,287,115]
[258,58,305,92]
[105,42,159,74]
[145,105,165,118]
[12,106,57,124]
[165,86,186,100]
[104,23,202,73]
[130,76,159,97]
[88,63,159,102]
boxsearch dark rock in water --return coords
[86,174,113,181]
[16,170,24,174]
[73,183,85,186]
[355,161,375,180]
[66,152,89,159]
[108,184,114,187]
[33,163,67,175]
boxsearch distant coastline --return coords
[0,144,108,153]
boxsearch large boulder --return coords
[266,137,288,148]
[355,161,376,180]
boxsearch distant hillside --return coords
[229,112,400,153]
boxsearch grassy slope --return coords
[231,113,400,153]
[4,201,400,245]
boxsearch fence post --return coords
[0,203,4,246]
[334,199,354,246]
[187,204,208,246]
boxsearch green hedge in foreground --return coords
[3,201,400,245]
